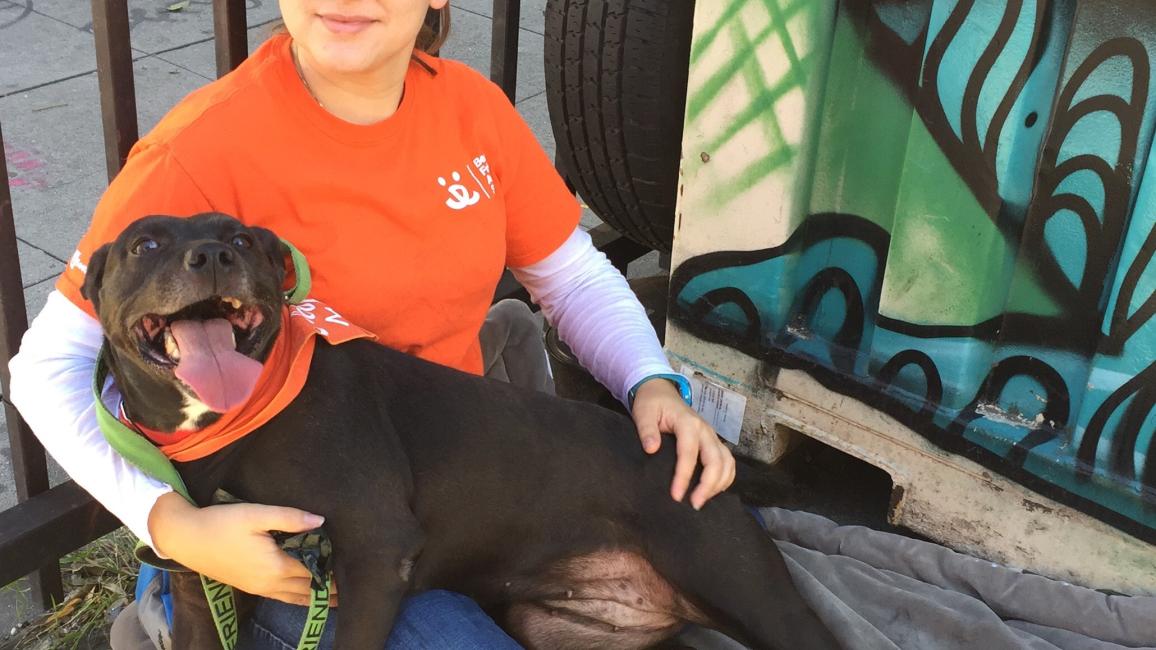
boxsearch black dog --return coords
[82,213,839,650]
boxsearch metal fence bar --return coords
[213,0,249,78]
[91,0,139,181]
[491,0,521,101]
[0,123,63,608]
[0,482,119,588]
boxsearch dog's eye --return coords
[230,234,253,249]
[130,238,159,255]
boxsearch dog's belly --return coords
[499,549,707,650]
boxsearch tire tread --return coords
[544,0,695,252]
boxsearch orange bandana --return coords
[123,299,375,462]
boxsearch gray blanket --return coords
[680,508,1156,650]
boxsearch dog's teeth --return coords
[222,297,242,309]
[164,329,180,362]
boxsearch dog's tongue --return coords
[170,319,263,413]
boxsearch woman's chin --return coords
[308,43,401,77]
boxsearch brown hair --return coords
[417,5,452,56]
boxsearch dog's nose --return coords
[184,242,235,271]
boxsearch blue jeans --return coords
[238,590,523,650]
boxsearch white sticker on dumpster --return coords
[680,365,746,445]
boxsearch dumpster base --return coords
[667,328,1156,597]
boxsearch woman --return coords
[8,1,736,647]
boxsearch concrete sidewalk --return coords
[0,0,600,637]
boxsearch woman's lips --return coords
[319,14,376,34]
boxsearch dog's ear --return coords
[79,245,111,312]
[248,226,290,288]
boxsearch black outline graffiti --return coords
[948,355,1069,468]
[1107,215,1156,350]
[688,287,762,343]
[1077,362,1156,484]
[0,1,33,31]
[670,208,1156,544]
[784,267,866,375]
[847,0,1156,355]
[876,350,944,420]
[1011,36,1150,353]
[875,314,1002,340]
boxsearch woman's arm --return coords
[8,291,174,544]
[512,228,736,508]
[511,228,672,404]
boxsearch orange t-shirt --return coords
[58,35,579,374]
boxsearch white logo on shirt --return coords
[438,154,496,211]
[438,172,480,210]
[69,250,88,274]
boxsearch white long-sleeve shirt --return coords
[8,226,679,548]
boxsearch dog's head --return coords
[83,213,289,430]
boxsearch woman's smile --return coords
[318,13,378,35]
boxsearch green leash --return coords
[93,239,331,650]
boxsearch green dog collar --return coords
[282,238,312,305]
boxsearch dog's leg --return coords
[326,516,425,650]
[169,570,257,650]
[168,570,259,650]
[169,570,211,650]
[639,494,840,650]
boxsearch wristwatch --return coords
[628,373,693,408]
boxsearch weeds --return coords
[2,529,138,650]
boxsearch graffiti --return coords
[672,0,1156,542]
[0,1,32,31]
[4,141,48,191]
[683,0,829,210]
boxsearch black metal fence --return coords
[0,0,648,613]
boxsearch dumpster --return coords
[665,0,1156,595]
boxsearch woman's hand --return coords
[148,492,327,606]
[631,378,736,510]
